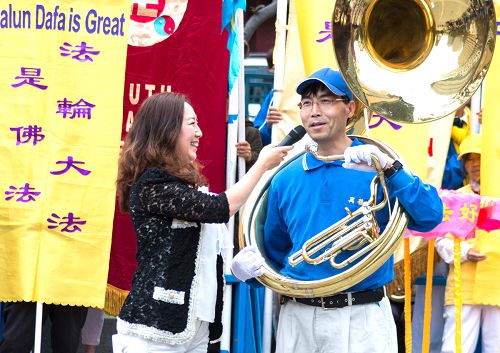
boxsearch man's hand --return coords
[231,245,265,281]
[466,248,487,262]
[236,141,252,162]
[343,145,394,172]
[266,107,283,127]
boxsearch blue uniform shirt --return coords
[263,139,443,291]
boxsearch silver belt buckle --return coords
[347,292,353,306]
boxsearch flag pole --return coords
[270,0,288,143]
[33,302,43,353]
[221,6,246,352]
[263,1,289,352]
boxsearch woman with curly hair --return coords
[113,92,291,353]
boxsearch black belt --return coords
[281,287,385,309]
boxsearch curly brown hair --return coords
[117,92,206,211]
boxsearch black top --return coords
[118,168,229,344]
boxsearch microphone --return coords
[277,125,306,147]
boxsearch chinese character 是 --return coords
[369,115,403,130]
[56,98,96,119]
[459,203,479,223]
[60,42,100,62]
[11,68,48,90]
[10,125,45,146]
[316,21,332,43]
[5,183,41,202]
[47,212,86,232]
[50,156,91,176]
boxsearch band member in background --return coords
[232,68,443,353]
[435,133,500,353]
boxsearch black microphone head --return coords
[277,125,306,146]
[291,125,306,138]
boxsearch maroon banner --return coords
[105,0,229,315]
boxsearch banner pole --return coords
[270,0,288,143]
[33,302,43,353]
[221,7,246,351]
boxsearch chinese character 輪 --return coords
[56,98,96,119]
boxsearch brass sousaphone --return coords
[241,0,496,297]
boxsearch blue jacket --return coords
[263,139,443,291]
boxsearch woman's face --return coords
[176,102,202,163]
[463,153,480,184]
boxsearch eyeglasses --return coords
[298,97,347,112]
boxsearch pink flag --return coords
[477,200,500,232]
[406,189,490,240]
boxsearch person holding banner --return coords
[113,92,292,352]
[231,68,443,353]
[0,302,88,353]
[435,133,500,353]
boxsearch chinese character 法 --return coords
[47,212,86,232]
[60,42,100,62]
[5,183,41,202]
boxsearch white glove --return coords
[342,145,392,172]
[231,245,265,281]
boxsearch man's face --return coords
[299,86,354,148]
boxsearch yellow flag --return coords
[275,0,305,140]
[481,2,500,198]
[0,0,129,307]
[295,0,337,75]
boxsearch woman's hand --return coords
[255,145,293,170]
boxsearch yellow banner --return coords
[275,0,305,140]
[295,0,337,75]
[0,0,129,307]
[481,3,500,198]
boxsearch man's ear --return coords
[347,100,356,119]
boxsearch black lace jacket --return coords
[118,168,230,344]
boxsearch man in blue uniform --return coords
[232,68,443,353]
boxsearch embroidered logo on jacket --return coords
[153,287,185,305]
[171,218,197,229]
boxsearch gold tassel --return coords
[104,284,129,316]
[404,237,412,353]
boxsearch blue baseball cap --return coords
[296,68,354,101]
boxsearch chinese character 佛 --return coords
[10,125,45,146]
